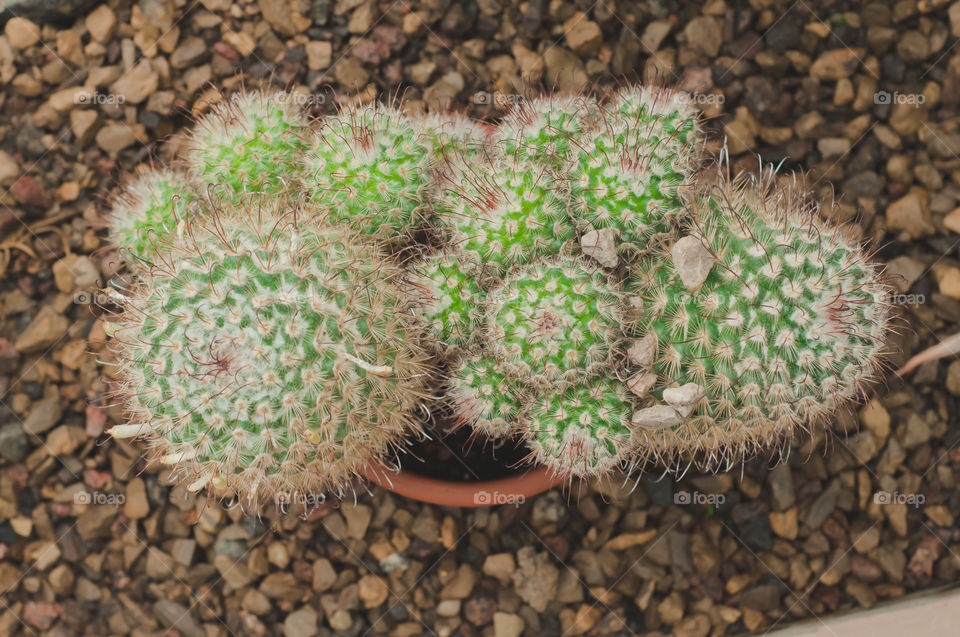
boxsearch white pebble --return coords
[671,234,714,290]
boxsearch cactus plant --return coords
[300,104,488,246]
[106,199,432,505]
[437,153,574,273]
[101,86,894,504]
[407,252,488,348]
[527,377,635,478]
[494,94,597,168]
[186,92,310,200]
[565,86,700,252]
[422,90,700,479]
[445,354,528,438]
[108,168,197,265]
[485,258,625,384]
[626,171,891,470]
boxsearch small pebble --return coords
[671,235,714,290]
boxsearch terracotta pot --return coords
[363,463,564,507]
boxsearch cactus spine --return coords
[186,92,310,199]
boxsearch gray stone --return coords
[804,480,841,530]
[671,235,714,290]
[15,306,68,353]
[768,464,795,511]
[283,607,318,637]
[632,405,683,430]
[23,395,62,435]
[0,0,96,25]
[153,600,204,637]
[580,227,619,268]
[626,371,657,398]
[627,333,657,368]
[662,383,705,417]
[0,422,27,461]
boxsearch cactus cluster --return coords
[103,86,892,506]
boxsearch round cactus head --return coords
[108,168,197,265]
[494,93,597,167]
[407,252,488,349]
[527,377,634,478]
[301,103,439,245]
[411,111,489,160]
[445,354,528,439]
[186,91,310,200]
[566,86,700,253]
[486,258,625,383]
[628,170,891,469]
[437,154,574,274]
[106,199,431,505]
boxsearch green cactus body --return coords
[187,92,310,199]
[407,252,487,348]
[302,104,436,243]
[487,258,624,383]
[627,174,890,466]
[495,94,597,169]
[439,156,574,274]
[109,169,196,264]
[412,111,488,160]
[447,355,527,438]
[528,377,634,478]
[567,87,699,250]
[108,203,430,502]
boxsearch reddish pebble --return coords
[213,41,240,61]
[11,175,51,208]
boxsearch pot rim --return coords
[362,463,565,507]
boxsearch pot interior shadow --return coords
[397,418,532,482]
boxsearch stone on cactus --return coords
[627,170,891,469]
[106,200,431,504]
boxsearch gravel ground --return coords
[1,0,960,635]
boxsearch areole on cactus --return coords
[100,84,894,508]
